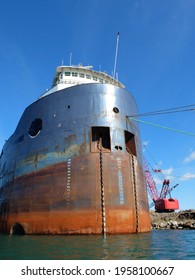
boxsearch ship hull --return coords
[0,83,150,234]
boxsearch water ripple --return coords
[0,230,194,260]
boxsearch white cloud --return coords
[181,173,195,181]
[162,167,173,177]
[184,151,195,163]
[153,176,163,185]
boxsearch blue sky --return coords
[0,0,195,210]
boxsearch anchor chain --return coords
[98,137,106,236]
[131,154,139,233]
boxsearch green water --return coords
[0,230,195,260]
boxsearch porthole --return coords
[115,145,123,150]
[28,118,42,138]
[113,107,119,113]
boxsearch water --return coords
[0,230,195,260]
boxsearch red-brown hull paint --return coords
[1,154,151,234]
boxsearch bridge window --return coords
[86,74,91,79]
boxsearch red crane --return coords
[144,160,179,212]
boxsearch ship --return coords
[0,64,151,235]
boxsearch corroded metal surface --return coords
[0,83,151,234]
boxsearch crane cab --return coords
[154,198,179,212]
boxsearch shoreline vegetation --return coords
[150,209,195,230]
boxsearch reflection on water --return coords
[0,230,195,260]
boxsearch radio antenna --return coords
[113,32,120,79]
[70,52,72,66]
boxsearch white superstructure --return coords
[40,64,125,98]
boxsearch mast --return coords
[113,32,120,79]
[70,52,72,66]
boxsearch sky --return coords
[0,0,195,210]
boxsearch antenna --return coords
[70,52,72,66]
[113,32,120,79]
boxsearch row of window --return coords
[59,71,108,83]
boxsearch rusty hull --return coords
[0,83,151,234]
[1,153,150,234]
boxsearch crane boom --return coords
[144,160,179,212]
[144,160,159,201]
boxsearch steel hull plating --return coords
[0,83,150,234]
